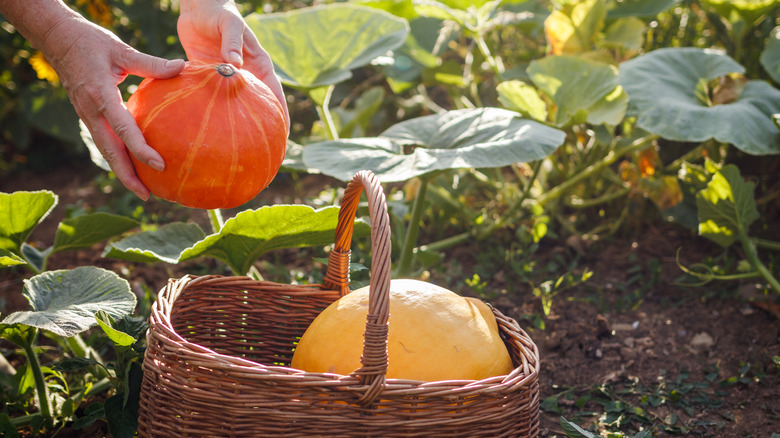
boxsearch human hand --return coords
[177,0,289,129]
[42,15,185,200]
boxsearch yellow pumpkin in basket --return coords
[291,279,514,381]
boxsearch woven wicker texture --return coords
[138,170,541,437]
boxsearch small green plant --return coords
[0,267,136,434]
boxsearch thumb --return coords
[118,49,185,79]
[220,15,245,68]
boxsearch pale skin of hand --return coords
[0,0,288,200]
[178,0,290,129]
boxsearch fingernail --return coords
[229,51,242,66]
[148,159,165,171]
[164,59,184,69]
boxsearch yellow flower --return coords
[29,51,59,84]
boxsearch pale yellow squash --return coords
[291,279,514,381]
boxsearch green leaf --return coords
[0,267,136,337]
[619,47,780,155]
[21,85,82,146]
[586,85,629,126]
[95,311,135,347]
[0,191,57,253]
[0,413,20,438]
[303,108,565,182]
[496,80,548,121]
[104,364,141,438]
[246,4,409,89]
[702,0,778,26]
[103,222,206,264]
[528,55,621,126]
[21,243,48,273]
[53,213,138,253]
[607,0,680,18]
[180,205,371,276]
[560,416,599,438]
[696,165,759,247]
[544,0,607,54]
[79,120,110,172]
[760,26,780,84]
[0,248,26,268]
[603,16,646,50]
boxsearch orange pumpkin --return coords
[127,61,287,209]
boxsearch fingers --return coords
[81,85,164,200]
[84,116,151,200]
[219,12,245,68]
[116,47,185,79]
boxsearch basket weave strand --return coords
[138,170,540,437]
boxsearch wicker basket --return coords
[138,170,541,437]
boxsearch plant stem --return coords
[740,229,780,293]
[21,329,54,429]
[315,85,339,140]
[536,135,657,207]
[476,34,504,82]
[66,335,110,379]
[395,177,430,277]
[753,237,780,252]
[208,209,224,233]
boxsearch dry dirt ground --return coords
[1,163,778,437]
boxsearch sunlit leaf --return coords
[0,191,57,253]
[95,311,135,347]
[702,0,778,26]
[544,0,607,55]
[528,55,621,126]
[303,108,565,182]
[619,47,780,155]
[696,164,759,247]
[0,249,26,268]
[497,80,548,121]
[53,213,138,253]
[1,267,136,337]
[246,4,408,89]
[179,206,370,276]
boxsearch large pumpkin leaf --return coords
[1,267,136,337]
[103,222,206,264]
[619,47,780,155]
[53,213,138,253]
[245,4,408,89]
[528,55,622,127]
[180,205,370,276]
[302,108,565,182]
[0,191,57,253]
[760,26,780,84]
[696,164,759,248]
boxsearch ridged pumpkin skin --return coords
[291,279,514,382]
[127,61,287,209]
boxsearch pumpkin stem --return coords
[216,64,236,77]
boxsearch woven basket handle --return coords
[322,170,391,407]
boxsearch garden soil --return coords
[1,163,778,437]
